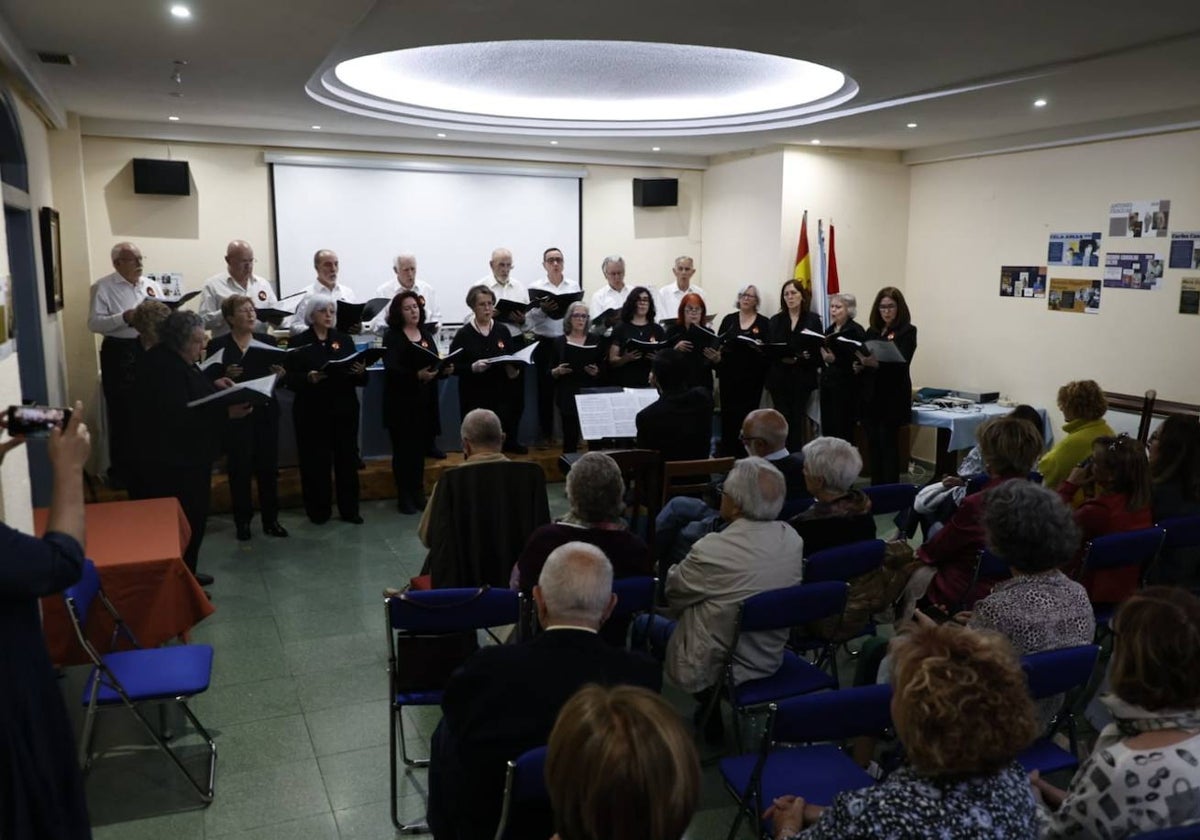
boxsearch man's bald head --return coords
[461,408,504,455]
[225,240,255,284]
[314,249,339,287]
[534,542,616,630]
[741,409,789,456]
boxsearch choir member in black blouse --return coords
[664,292,717,392]
[383,290,453,515]
[818,292,868,444]
[285,295,367,524]
[607,286,665,388]
[551,301,603,453]
[450,284,523,442]
[766,280,823,451]
[206,294,288,540]
[714,284,770,456]
[856,286,918,485]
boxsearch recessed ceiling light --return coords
[311,125,321,130]
[1033,98,1048,108]
[436,132,447,138]
[549,140,559,145]
[810,139,821,145]
[652,146,661,151]
[906,122,918,128]
[169,4,191,19]
[168,115,180,121]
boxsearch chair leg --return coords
[124,698,216,802]
[78,678,102,773]
[391,705,431,834]
[178,699,218,800]
[398,708,430,768]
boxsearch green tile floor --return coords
[64,483,902,839]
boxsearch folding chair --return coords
[720,684,892,840]
[1079,527,1165,630]
[777,495,816,521]
[708,581,847,747]
[63,559,217,803]
[493,745,549,840]
[1017,645,1101,776]
[605,448,663,546]
[952,549,1012,614]
[862,482,918,515]
[1150,514,1200,586]
[610,576,658,649]
[796,540,888,675]
[385,586,522,831]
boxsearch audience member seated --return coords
[418,409,550,587]
[546,685,700,840]
[1057,433,1153,604]
[514,452,652,644]
[635,348,713,463]
[654,409,807,567]
[1148,415,1200,588]
[661,458,803,724]
[1037,379,1114,494]
[918,416,1043,612]
[788,436,876,556]
[426,543,661,840]
[966,481,1093,725]
[768,624,1040,839]
[1036,587,1200,837]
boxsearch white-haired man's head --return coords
[720,456,786,522]
[460,408,504,458]
[534,542,616,630]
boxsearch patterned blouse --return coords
[1043,730,1200,837]
[787,763,1040,839]
[968,572,1094,657]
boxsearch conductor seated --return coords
[426,542,662,840]
[418,409,550,587]
[635,348,714,462]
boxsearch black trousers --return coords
[131,463,212,574]
[294,401,360,521]
[768,384,814,453]
[225,406,280,526]
[99,337,139,481]
[388,426,429,504]
[532,337,558,440]
[864,420,903,485]
[718,380,764,457]
[819,382,859,444]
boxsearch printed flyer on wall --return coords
[1108,199,1170,238]
[1169,233,1200,269]
[1047,232,1101,266]
[1103,252,1162,290]
[999,265,1047,297]
[1181,278,1200,315]
[1048,278,1101,314]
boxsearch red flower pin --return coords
[497,340,506,349]
[331,341,340,351]
[258,290,268,301]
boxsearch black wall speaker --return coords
[632,178,678,207]
[132,158,191,195]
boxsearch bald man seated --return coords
[427,541,662,840]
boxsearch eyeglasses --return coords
[683,306,703,313]
[635,296,651,303]
[544,256,564,263]
[569,312,588,318]
[739,293,759,300]
[738,433,765,444]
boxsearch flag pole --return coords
[816,219,828,326]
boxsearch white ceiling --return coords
[4,0,1200,165]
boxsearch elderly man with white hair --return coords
[659,457,804,738]
[369,252,441,331]
[427,541,662,840]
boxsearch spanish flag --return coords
[792,210,812,292]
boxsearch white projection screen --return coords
[269,158,584,323]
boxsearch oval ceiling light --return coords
[312,40,857,137]
[169,4,191,19]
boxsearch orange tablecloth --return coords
[37,498,215,666]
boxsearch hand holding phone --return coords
[6,405,73,438]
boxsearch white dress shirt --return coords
[588,284,631,322]
[368,277,442,333]
[657,283,706,321]
[481,275,528,336]
[525,276,581,339]
[198,272,278,337]
[287,280,359,334]
[87,272,165,339]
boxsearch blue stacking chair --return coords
[385,586,521,831]
[1079,527,1166,629]
[610,576,658,649]
[777,495,816,521]
[493,745,549,840]
[862,482,918,515]
[1017,645,1101,776]
[720,684,893,840]
[712,581,847,747]
[1138,825,1200,839]
[1152,514,1200,586]
[63,559,217,803]
[798,540,888,675]
[953,548,1012,613]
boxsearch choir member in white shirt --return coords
[287,249,360,335]
[197,240,278,338]
[656,255,705,319]
[87,241,163,486]
[478,247,529,453]
[526,247,581,442]
[368,253,442,334]
[588,255,631,333]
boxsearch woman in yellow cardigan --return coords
[1038,379,1114,492]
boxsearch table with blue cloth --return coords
[911,403,1052,476]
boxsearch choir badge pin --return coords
[420,340,428,348]
[258,290,268,301]
[331,341,340,351]
[887,332,895,341]
[751,326,760,335]
[146,287,156,296]
[497,340,506,349]
[418,296,426,308]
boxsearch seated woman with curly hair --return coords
[1038,379,1114,494]
[768,623,1040,839]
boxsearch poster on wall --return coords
[1047,232,1102,266]
[1108,199,1171,238]
[999,265,1047,297]
[1048,278,1101,314]
[1169,233,1200,269]
[1181,278,1200,315]
[1103,252,1162,290]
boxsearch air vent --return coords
[36,51,76,66]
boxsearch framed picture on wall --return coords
[38,207,64,314]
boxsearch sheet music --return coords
[574,388,659,440]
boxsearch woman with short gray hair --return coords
[549,301,602,454]
[789,436,876,556]
[818,291,867,443]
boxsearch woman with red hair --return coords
[664,292,717,392]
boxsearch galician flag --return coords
[792,210,812,292]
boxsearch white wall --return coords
[905,129,1200,434]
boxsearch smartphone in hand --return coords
[6,405,73,438]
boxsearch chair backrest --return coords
[606,448,664,543]
[661,456,735,506]
[610,576,657,622]
[862,483,918,515]
[1082,527,1165,573]
[495,745,549,840]
[62,558,102,633]
[804,539,886,583]
[777,495,816,520]
[770,683,893,745]
[739,581,848,634]
[387,587,521,634]
[1021,645,1101,700]
[976,548,1011,581]
[1103,389,1158,444]
[1160,515,1200,551]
